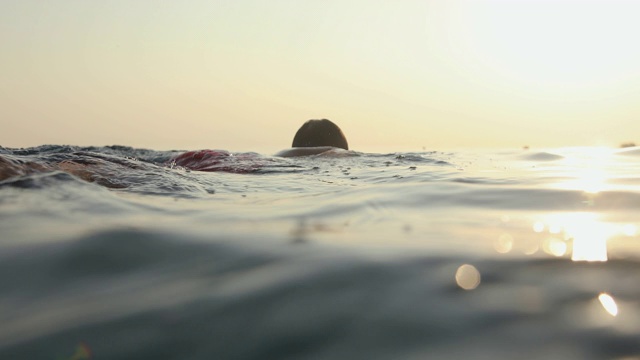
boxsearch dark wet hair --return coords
[292,119,349,150]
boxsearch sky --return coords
[1,0,639,153]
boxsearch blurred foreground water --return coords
[1,145,640,359]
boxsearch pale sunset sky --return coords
[1,0,639,153]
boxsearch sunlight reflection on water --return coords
[530,213,640,262]
[554,146,613,193]
[544,213,610,262]
[528,147,638,262]
[3,145,640,359]
[598,293,619,317]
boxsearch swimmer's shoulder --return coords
[275,147,351,158]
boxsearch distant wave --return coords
[517,151,564,161]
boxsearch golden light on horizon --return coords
[463,2,640,89]
[570,169,607,195]
[1,1,640,150]
[537,147,628,261]
[555,147,613,194]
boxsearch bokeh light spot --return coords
[523,243,539,255]
[623,224,637,236]
[494,233,514,254]
[533,222,545,233]
[549,224,562,234]
[455,264,481,290]
[543,238,566,257]
[598,293,618,317]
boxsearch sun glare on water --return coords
[546,213,612,262]
[529,147,636,262]
[534,212,638,263]
[554,147,614,194]
[598,293,619,317]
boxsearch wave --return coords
[1,227,640,359]
[517,151,564,161]
[2,144,640,359]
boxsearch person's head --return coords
[292,119,349,150]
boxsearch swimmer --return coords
[170,119,349,172]
[277,119,349,157]
[0,120,351,181]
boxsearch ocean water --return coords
[1,145,640,359]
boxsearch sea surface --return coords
[1,145,640,359]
